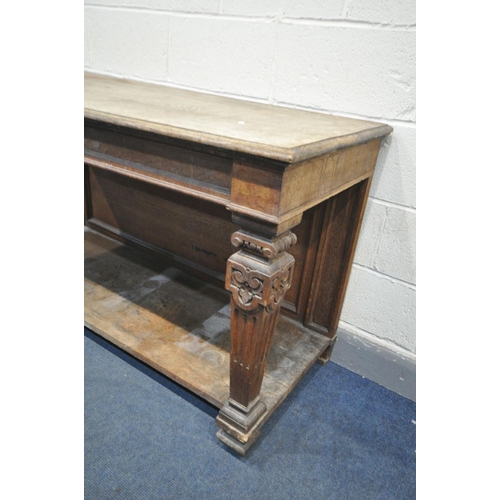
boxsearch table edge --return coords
[84,109,393,165]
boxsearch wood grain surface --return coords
[85,72,392,163]
[85,229,329,412]
[84,73,392,454]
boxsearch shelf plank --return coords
[85,228,330,416]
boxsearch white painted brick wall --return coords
[283,0,344,19]
[372,124,416,208]
[340,266,416,352]
[354,200,415,284]
[169,17,276,98]
[273,24,415,120]
[353,200,387,268]
[346,0,416,25]
[222,0,282,16]
[84,0,416,358]
[375,207,416,283]
[85,7,169,80]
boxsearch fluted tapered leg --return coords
[216,230,296,454]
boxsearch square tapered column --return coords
[216,230,297,454]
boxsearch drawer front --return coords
[84,124,232,199]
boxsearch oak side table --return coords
[84,72,392,455]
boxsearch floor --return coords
[85,327,416,500]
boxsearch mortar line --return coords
[282,17,416,31]
[370,197,416,213]
[352,263,416,289]
[84,4,416,30]
[84,4,274,22]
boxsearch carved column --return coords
[216,229,297,454]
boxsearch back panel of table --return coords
[85,150,367,339]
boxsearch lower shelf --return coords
[85,227,330,423]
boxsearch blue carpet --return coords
[85,328,415,500]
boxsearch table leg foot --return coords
[318,338,337,365]
[216,397,266,447]
[215,428,261,456]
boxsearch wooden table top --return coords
[85,72,392,163]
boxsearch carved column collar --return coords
[231,230,297,260]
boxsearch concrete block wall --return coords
[84,0,416,362]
